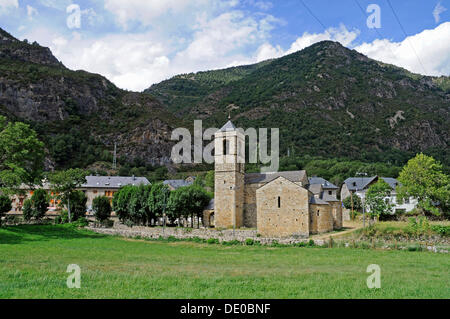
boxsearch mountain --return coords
[0,27,184,170]
[146,41,450,166]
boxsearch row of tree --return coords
[112,183,211,227]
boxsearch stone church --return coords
[211,120,343,238]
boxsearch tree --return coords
[22,189,50,221]
[148,183,170,223]
[30,189,49,221]
[343,194,362,211]
[204,171,215,191]
[397,154,450,215]
[0,194,12,226]
[167,185,211,228]
[92,196,111,222]
[365,180,394,221]
[112,185,134,223]
[66,191,87,221]
[22,199,33,221]
[0,116,45,192]
[48,169,87,222]
[127,185,151,225]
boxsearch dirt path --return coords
[310,220,364,240]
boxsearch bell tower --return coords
[214,119,245,229]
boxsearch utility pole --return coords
[356,172,368,228]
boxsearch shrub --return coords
[222,240,241,246]
[431,225,450,236]
[92,196,112,222]
[308,239,315,247]
[245,238,255,246]
[72,217,89,228]
[207,238,220,245]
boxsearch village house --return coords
[341,176,418,214]
[8,176,150,214]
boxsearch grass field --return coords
[0,225,449,299]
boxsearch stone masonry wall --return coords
[256,177,310,238]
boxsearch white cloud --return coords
[104,0,207,29]
[27,5,38,20]
[433,1,447,23]
[355,22,450,76]
[0,0,18,15]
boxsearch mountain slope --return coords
[146,41,450,166]
[0,28,184,169]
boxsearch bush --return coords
[92,196,112,222]
[431,225,450,236]
[72,217,89,227]
[245,238,255,246]
[343,195,362,211]
[207,238,220,245]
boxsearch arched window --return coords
[223,139,228,155]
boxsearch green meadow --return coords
[0,225,448,299]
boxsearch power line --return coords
[300,0,327,30]
[386,0,427,74]
[354,0,398,60]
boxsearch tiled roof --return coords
[343,176,378,191]
[308,184,323,195]
[205,198,214,210]
[220,120,236,132]
[81,176,150,188]
[308,177,338,189]
[309,197,330,205]
[163,179,194,190]
[245,170,307,185]
[380,177,400,190]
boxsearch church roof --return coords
[245,170,307,185]
[220,120,236,132]
[308,184,323,195]
[309,197,330,205]
[308,177,338,189]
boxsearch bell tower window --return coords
[223,139,228,155]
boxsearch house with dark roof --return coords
[341,176,418,214]
[163,178,195,191]
[79,176,150,210]
[309,177,339,197]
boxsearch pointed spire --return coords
[228,111,231,120]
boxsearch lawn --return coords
[0,225,449,299]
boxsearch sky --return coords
[0,0,449,91]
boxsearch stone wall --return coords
[86,224,326,246]
[309,204,334,234]
[256,177,310,238]
[330,201,343,229]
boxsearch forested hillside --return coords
[146,41,450,167]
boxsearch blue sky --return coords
[0,0,449,91]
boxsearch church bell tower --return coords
[214,119,245,229]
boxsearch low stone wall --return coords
[86,224,325,246]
